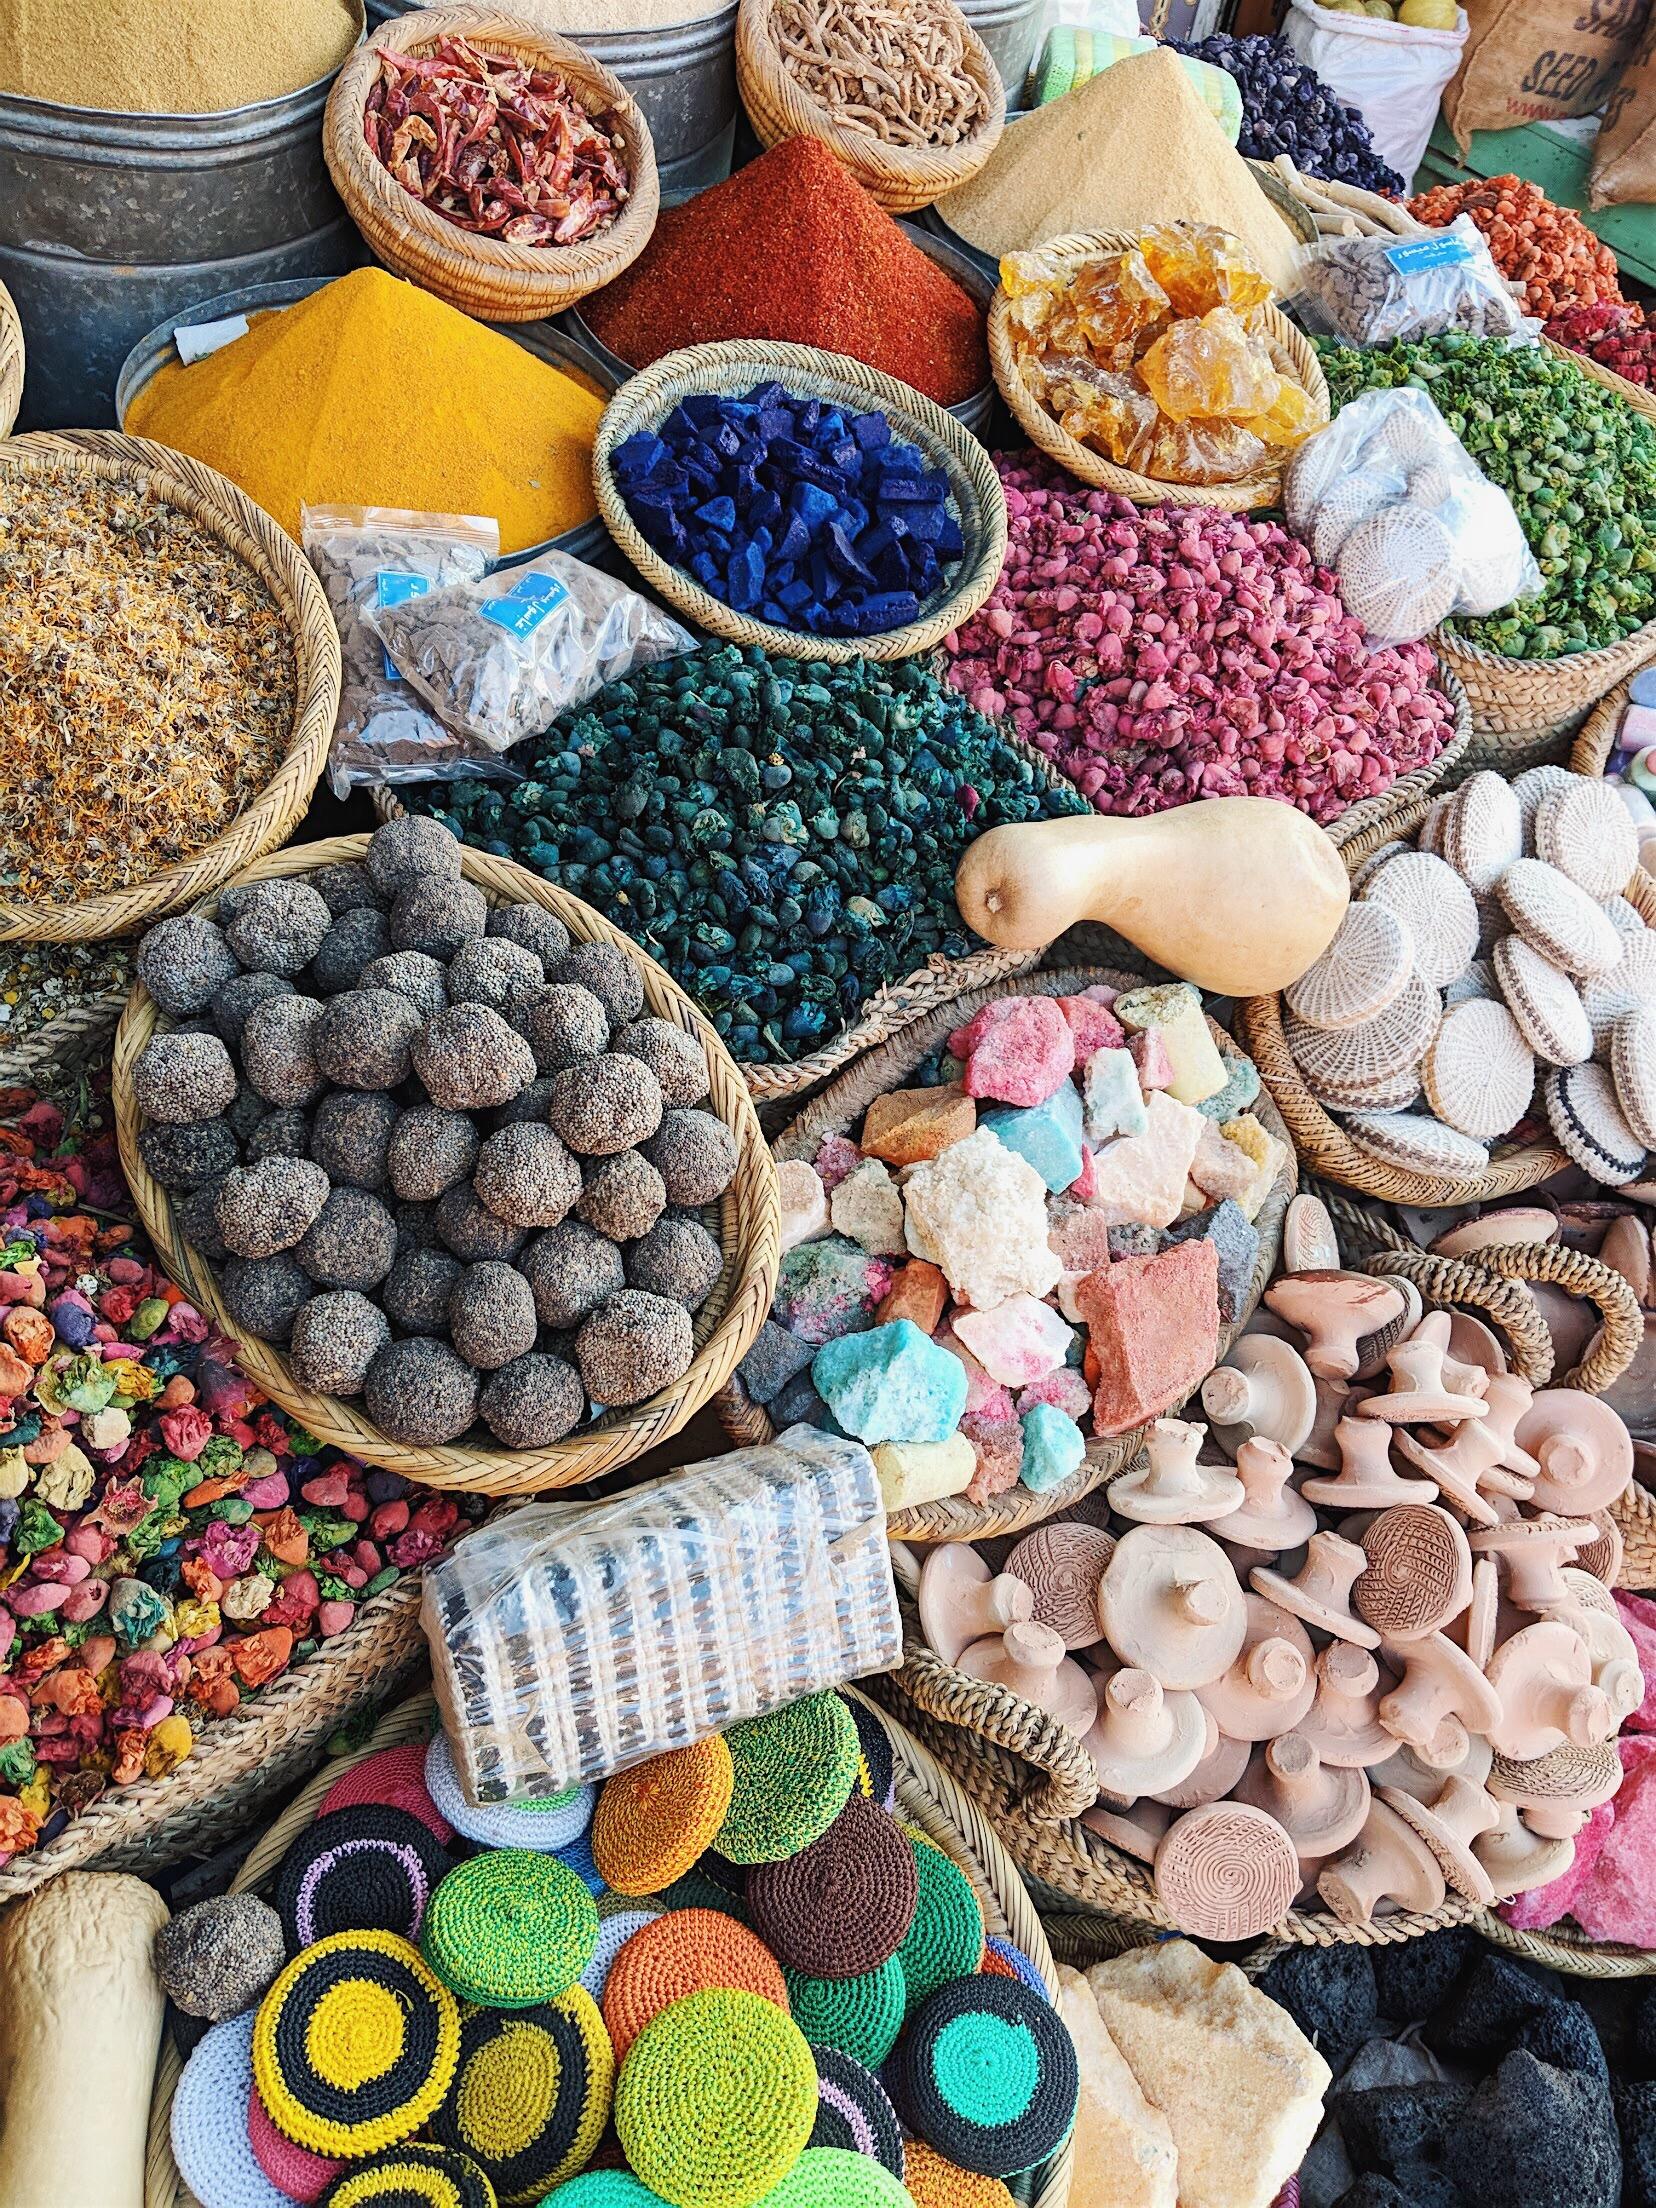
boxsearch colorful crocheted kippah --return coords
[754,2148,911,2208]
[895,1832,984,2016]
[602,1906,789,2064]
[423,1852,599,2010]
[249,2082,345,2203]
[781,1957,905,2070]
[901,2142,1016,2208]
[580,1902,663,2004]
[319,2143,495,2208]
[320,1741,455,1844]
[555,1827,609,1898]
[592,1738,736,1896]
[172,2012,289,2208]
[252,1932,460,2161]
[424,1733,595,1853]
[808,2047,905,2179]
[614,1987,818,2208]
[428,1989,613,2207]
[890,1976,1079,2180]
[844,1697,897,1814]
[715,1694,860,1866]
[275,1805,452,1955]
[537,2175,669,2208]
[747,1797,917,1979]
[980,1939,1049,2004]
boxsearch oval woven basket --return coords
[734,0,1004,215]
[142,1687,1075,2208]
[986,229,1331,514]
[0,275,22,437]
[714,962,1296,1543]
[116,834,779,1497]
[323,4,660,321]
[1573,663,1656,777]
[0,431,338,945]
[593,338,1008,663]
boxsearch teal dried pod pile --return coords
[402,643,1089,1064]
[1315,333,1656,660]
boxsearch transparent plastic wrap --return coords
[1289,217,1535,346]
[1285,384,1542,643]
[420,1426,902,1805]
[301,505,501,795]
[367,551,694,756]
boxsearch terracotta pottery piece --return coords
[1377,1774,1500,1904]
[1098,1524,1249,1691]
[1430,1207,1558,1258]
[1351,1288,1422,1383]
[1600,1212,1655,1306]
[1458,1557,1501,1671]
[1487,1738,1622,1839]
[1208,1436,1318,1552]
[1394,1371,1539,1522]
[1357,1312,1490,1427]
[1234,1732,1373,1869]
[1484,1619,1613,1758]
[1298,1373,1353,1474]
[1284,1192,1341,1276]
[1467,1515,1595,1610]
[1473,1802,1576,1900]
[1576,1509,1625,1587]
[1542,1584,1644,1727]
[1353,1506,1474,1642]
[1004,1522,1115,1650]
[1196,1592,1317,1743]
[1151,1725,1253,1809]
[1316,1797,1448,1922]
[918,1544,1035,1666]
[1152,1800,1302,1940]
[1253,1531,1381,1650]
[1200,1334,1318,1460]
[1081,1795,1170,1863]
[1298,1643,1397,1769]
[1111,1418,1245,1526]
[1083,1667,1210,1802]
[1302,1418,1439,1511]
[1444,1311,1510,1379]
[1264,1272,1408,1382]
[1378,1630,1503,1757]
[1371,1730,1494,1802]
[1514,1389,1637,1516]
[956,1621,1100,1734]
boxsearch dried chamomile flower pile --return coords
[736,983,1285,1515]
[128,819,739,1452]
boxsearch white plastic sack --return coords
[1281,0,1468,186]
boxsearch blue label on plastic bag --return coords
[478,569,570,638]
[1385,234,1474,275]
[376,570,429,680]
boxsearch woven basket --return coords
[116,834,779,1497]
[1573,663,1656,777]
[593,339,1007,663]
[0,275,22,438]
[143,1687,1075,2208]
[734,0,1004,215]
[986,229,1330,514]
[323,5,659,321]
[714,962,1296,1543]
[0,988,129,1088]
[0,432,338,946]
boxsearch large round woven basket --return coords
[593,338,1008,663]
[0,276,22,437]
[143,1688,1075,2208]
[986,229,1330,514]
[0,432,338,945]
[116,834,779,1496]
[323,4,660,321]
[734,0,1004,214]
[715,963,1296,1542]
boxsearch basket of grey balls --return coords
[112,821,780,1495]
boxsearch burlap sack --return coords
[1444,0,1649,149]
[1591,11,1656,204]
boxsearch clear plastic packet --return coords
[420,1425,901,1803]
[1284,385,1542,644]
[366,549,694,756]
[1288,217,1535,345]
[302,505,501,795]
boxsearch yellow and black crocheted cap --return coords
[319,2142,495,2208]
[428,1990,614,2208]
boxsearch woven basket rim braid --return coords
[0,986,130,1089]
[1573,661,1656,778]
[0,275,22,438]
[114,833,780,1497]
[0,430,339,946]
[592,338,1009,665]
[985,228,1331,514]
[322,5,660,322]
[1614,1471,1656,1595]
[733,0,1005,216]
[712,960,1296,1543]
[143,1688,1075,2208]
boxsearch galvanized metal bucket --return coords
[956,0,1045,97]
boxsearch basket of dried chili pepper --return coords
[323,3,660,323]
[0,277,22,438]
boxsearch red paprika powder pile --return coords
[582,135,988,406]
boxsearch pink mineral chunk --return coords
[964,997,1077,1107]
[1057,994,1126,1057]
[1565,1735,1656,1948]
[953,1295,1073,1389]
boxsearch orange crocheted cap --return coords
[980,1948,1017,1985]
[903,2142,1017,2208]
[591,1738,736,1897]
[602,1907,789,2064]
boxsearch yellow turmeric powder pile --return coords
[128,268,604,552]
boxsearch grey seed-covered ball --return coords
[473,1123,582,1228]
[311,1089,398,1189]
[393,1201,439,1257]
[297,1187,397,1290]
[383,1246,463,1334]
[313,861,384,917]
[479,1354,585,1449]
[449,1262,538,1370]
[138,1119,239,1194]
[367,814,463,897]
[137,916,240,1019]
[519,982,610,1074]
[211,970,295,1047]
[246,1107,312,1164]
[576,1289,694,1407]
[134,1030,237,1126]
[577,1150,666,1243]
[219,1252,313,1343]
[314,988,423,1092]
[226,1082,268,1144]
[548,1054,663,1158]
[489,902,571,977]
[552,942,645,1030]
[447,936,543,1017]
[387,1106,480,1205]
[360,951,450,1020]
[643,1109,738,1207]
[216,882,257,927]
[435,1183,528,1264]
[225,879,332,977]
[216,1156,331,1259]
[415,1004,535,1112]
[364,1336,479,1446]
[391,878,489,961]
[627,1211,723,1310]
[490,1076,557,1130]
[155,1894,286,2022]
[310,906,392,994]
[616,1018,709,1109]
[522,1220,626,1329]
[242,994,327,1108]
[289,1291,391,1397]
[174,1178,230,1262]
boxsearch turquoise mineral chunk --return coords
[812,1320,968,1446]
[980,1081,1085,1194]
[1020,1402,1087,1493]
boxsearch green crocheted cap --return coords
[428,1989,613,2207]
[890,1976,1080,2181]
[423,1851,599,2010]
[755,2149,912,2208]
[782,1955,906,2070]
[535,2175,669,2208]
[895,1830,984,2018]
[614,1986,817,2208]
[715,1694,860,1867]
[320,2142,494,2208]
